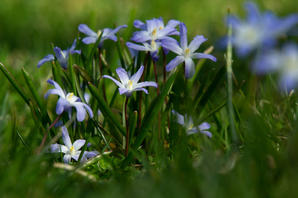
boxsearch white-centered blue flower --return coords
[45,79,93,122]
[172,110,212,137]
[102,65,158,97]
[253,44,298,91]
[37,39,81,69]
[227,2,298,56]
[126,40,161,61]
[161,23,216,78]
[50,126,98,163]
[131,17,179,43]
[78,24,127,47]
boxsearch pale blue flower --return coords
[162,23,216,78]
[50,126,98,163]
[227,2,298,56]
[37,39,81,69]
[131,18,179,43]
[45,79,93,122]
[253,44,298,91]
[126,40,161,61]
[78,24,127,47]
[102,65,158,97]
[172,110,212,137]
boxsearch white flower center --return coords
[69,146,76,156]
[66,92,74,103]
[151,40,158,51]
[126,80,133,90]
[151,28,158,39]
[97,30,102,37]
[184,48,191,58]
[235,24,261,47]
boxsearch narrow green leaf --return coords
[88,82,125,136]
[22,68,43,110]
[0,62,30,105]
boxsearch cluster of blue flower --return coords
[38,17,215,163]
[228,2,298,91]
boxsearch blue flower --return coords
[78,24,127,46]
[102,65,158,97]
[227,2,298,56]
[253,44,298,91]
[161,23,216,78]
[131,18,179,43]
[172,110,212,137]
[50,126,98,163]
[45,79,93,122]
[37,39,81,69]
[126,40,161,61]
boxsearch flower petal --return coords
[200,130,212,138]
[63,154,72,163]
[73,139,86,150]
[130,65,144,83]
[78,24,97,37]
[161,37,183,55]
[131,31,151,43]
[50,144,68,153]
[185,58,195,78]
[116,67,129,84]
[82,103,94,118]
[82,36,97,44]
[179,23,188,49]
[44,88,65,99]
[126,42,148,52]
[56,98,69,115]
[188,35,207,52]
[192,53,217,62]
[37,54,55,68]
[135,81,158,89]
[119,87,130,95]
[53,47,68,69]
[102,75,123,88]
[199,122,211,130]
[165,55,184,72]
[134,88,148,94]
[171,110,185,125]
[134,20,146,29]
[62,126,72,148]
[72,102,87,122]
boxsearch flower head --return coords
[78,24,127,47]
[172,110,212,137]
[102,66,158,97]
[131,17,180,43]
[50,126,98,163]
[126,40,161,61]
[162,23,216,78]
[45,79,93,122]
[253,44,298,91]
[227,2,298,56]
[37,39,81,69]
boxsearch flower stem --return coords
[162,50,170,130]
[138,52,150,129]
[124,97,129,156]
[98,48,107,102]
[153,61,160,95]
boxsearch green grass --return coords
[0,0,298,197]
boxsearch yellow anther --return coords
[184,48,190,57]
[70,146,75,153]
[188,123,194,130]
[67,92,74,100]
[152,28,157,36]
[159,26,163,30]
[151,40,157,50]
[127,80,133,90]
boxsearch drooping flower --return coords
[37,39,81,69]
[253,44,298,91]
[78,24,127,46]
[50,126,98,163]
[126,40,161,61]
[227,2,298,56]
[45,79,93,122]
[161,23,216,78]
[131,18,180,43]
[102,65,158,97]
[172,110,212,137]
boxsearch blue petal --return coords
[78,24,97,37]
[119,87,130,95]
[116,67,129,84]
[188,35,207,52]
[70,50,81,55]
[72,102,87,122]
[134,20,146,29]
[161,37,183,55]
[82,36,97,44]
[37,54,54,68]
[135,81,158,88]
[185,58,195,78]
[53,47,68,69]
[82,103,94,118]
[134,88,148,94]
[165,56,184,72]
[244,2,261,23]
[179,23,188,49]
[73,139,86,150]
[131,31,150,43]
[62,126,72,148]
[56,98,69,115]
[102,75,123,88]
[126,42,148,52]
[171,110,185,125]
[192,53,217,62]
[63,154,72,163]
[130,65,144,83]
